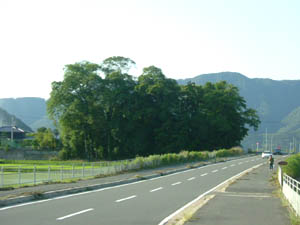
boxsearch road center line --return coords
[222,167,227,170]
[187,177,195,181]
[150,187,163,192]
[201,173,208,176]
[172,182,181,186]
[56,208,94,221]
[212,170,218,173]
[115,195,137,203]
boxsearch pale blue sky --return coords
[0,0,299,99]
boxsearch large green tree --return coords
[47,61,104,159]
[47,57,260,160]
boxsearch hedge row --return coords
[283,153,300,179]
[130,147,243,170]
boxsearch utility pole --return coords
[270,134,273,153]
[293,137,296,153]
[265,128,268,151]
[10,116,15,142]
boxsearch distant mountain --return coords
[0,98,54,131]
[0,107,32,132]
[278,107,300,134]
[178,72,300,150]
[1,72,300,150]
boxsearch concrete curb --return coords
[0,155,255,208]
[163,163,264,225]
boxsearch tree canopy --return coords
[47,56,260,160]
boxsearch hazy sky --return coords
[1,0,299,99]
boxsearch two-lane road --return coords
[0,156,276,225]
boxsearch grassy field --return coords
[0,148,244,188]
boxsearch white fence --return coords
[0,163,138,188]
[0,153,243,188]
[280,169,300,217]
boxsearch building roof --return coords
[0,126,25,133]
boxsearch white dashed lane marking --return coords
[56,208,94,221]
[115,195,137,203]
[150,187,163,192]
[201,173,208,176]
[212,170,218,173]
[187,177,196,181]
[172,182,181,186]
[222,167,227,170]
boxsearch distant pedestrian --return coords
[269,155,274,170]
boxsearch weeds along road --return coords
[0,156,271,225]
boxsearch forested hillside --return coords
[0,98,54,131]
[178,72,300,150]
[2,71,299,152]
[0,107,32,132]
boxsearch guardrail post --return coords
[92,163,94,176]
[48,166,50,182]
[18,166,21,186]
[34,165,36,185]
[82,163,85,178]
[1,166,3,187]
[61,166,63,181]
[72,164,74,178]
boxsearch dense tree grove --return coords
[47,57,260,160]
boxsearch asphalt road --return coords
[0,155,272,225]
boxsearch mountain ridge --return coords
[0,72,299,150]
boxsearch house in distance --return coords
[0,126,26,140]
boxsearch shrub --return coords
[58,149,70,160]
[283,153,300,179]
[216,147,244,158]
[132,157,145,169]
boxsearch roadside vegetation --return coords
[0,148,243,171]
[0,147,244,188]
[282,153,300,179]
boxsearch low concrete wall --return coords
[280,172,300,217]
[0,149,58,160]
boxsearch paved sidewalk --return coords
[184,163,291,225]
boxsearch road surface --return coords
[0,156,271,225]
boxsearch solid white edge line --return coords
[157,163,263,225]
[150,187,163,192]
[115,195,136,203]
[0,155,260,211]
[56,208,94,220]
